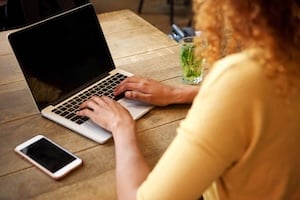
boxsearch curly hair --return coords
[193,0,300,95]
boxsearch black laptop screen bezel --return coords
[8,3,116,110]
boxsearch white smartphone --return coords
[15,135,82,179]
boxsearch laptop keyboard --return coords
[51,73,127,124]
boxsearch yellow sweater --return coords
[137,50,300,199]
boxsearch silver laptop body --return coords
[8,3,153,144]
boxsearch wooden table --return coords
[0,10,191,199]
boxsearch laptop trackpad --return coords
[81,120,112,144]
[118,98,153,120]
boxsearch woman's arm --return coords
[76,96,149,200]
[113,127,150,200]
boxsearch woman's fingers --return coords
[77,95,133,133]
[124,90,151,103]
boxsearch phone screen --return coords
[20,138,76,173]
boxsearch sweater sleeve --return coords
[137,52,261,200]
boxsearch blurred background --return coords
[0,0,192,34]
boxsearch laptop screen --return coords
[8,4,115,110]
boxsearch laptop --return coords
[8,3,153,144]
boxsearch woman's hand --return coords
[76,96,135,137]
[114,76,174,106]
[114,76,199,106]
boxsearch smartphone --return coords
[15,135,82,179]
